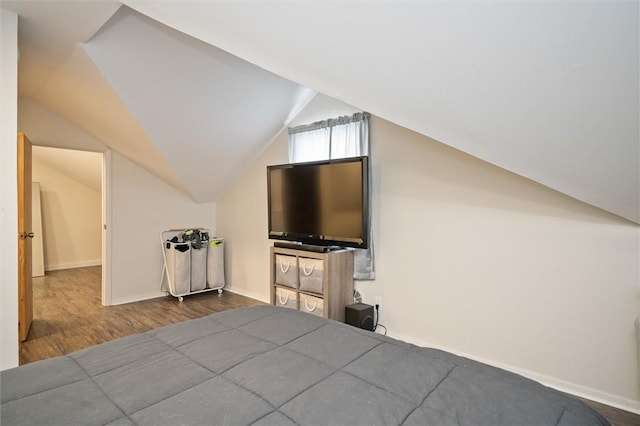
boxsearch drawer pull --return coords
[278,293,290,304]
[279,259,291,273]
[304,298,318,312]
[302,262,315,276]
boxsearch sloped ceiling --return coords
[19,97,107,153]
[83,7,315,202]
[123,1,640,224]
[9,0,120,99]
[5,1,315,202]
[34,44,192,195]
[5,0,190,196]
[2,1,638,223]
[33,146,102,193]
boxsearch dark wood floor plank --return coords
[19,266,639,425]
[579,397,640,426]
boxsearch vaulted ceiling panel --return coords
[3,1,637,220]
[83,7,315,203]
[33,46,190,196]
[33,146,103,193]
[123,1,639,223]
[4,0,189,196]
[7,0,120,98]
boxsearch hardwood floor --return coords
[20,267,640,426]
[579,397,640,426]
[20,266,263,365]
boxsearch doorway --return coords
[21,145,109,347]
[32,146,103,273]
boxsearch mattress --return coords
[1,305,609,425]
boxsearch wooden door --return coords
[18,132,33,342]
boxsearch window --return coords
[288,112,374,280]
[288,112,369,163]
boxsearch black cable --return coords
[373,304,387,335]
[373,304,380,331]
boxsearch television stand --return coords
[270,245,354,322]
[273,242,342,253]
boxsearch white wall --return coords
[216,132,285,302]
[217,95,640,411]
[369,117,639,411]
[0,9,19,371]
[32,154,102,271]
[109,151,216,305]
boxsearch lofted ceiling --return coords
[32,146,102,193]
[2,1,638,223]
[83,7,315,202]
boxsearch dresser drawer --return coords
[275,287,298,310]
[299,257,324,294]
[270,247,353,323]
[300,293,324,317]
[274,254,298,288]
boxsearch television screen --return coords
[267,156,369,249]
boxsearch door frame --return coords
[101,149,112,306]
[25,146,112,312]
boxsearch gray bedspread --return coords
[1,305,608,425]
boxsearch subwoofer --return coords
[345,303,374,331]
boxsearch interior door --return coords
[18,132,33,342]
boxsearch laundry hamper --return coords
[163,241,191,296]
[160,228,224,301]
[206,238,225,290]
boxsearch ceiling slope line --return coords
[122,1,640,224]
[83,6,316,203]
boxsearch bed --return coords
[1,305,608,425]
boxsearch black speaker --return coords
[345,303,374,331]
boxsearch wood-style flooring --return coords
[20,266,263,365]
[579,397,640,426]
[20,267,640,426]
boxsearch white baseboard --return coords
[224,286,269,304]
[45,260,102,271]
[110,286,269,307]
[389,331,640,415]
[110,291,166,306]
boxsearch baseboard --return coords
[110,287,269,307]
[45,260,102,271]
[224,286,269,304]
[389,331,640,415]
[494,359,640,415]
[110,291,166,306]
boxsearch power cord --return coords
[373,304,387,335]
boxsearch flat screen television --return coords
[267,156,369,249]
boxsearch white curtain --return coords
[288,127,330,163]
[288,112,370,162]
[330,117,369,158]
[288,112,375,280]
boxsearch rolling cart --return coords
[160,228,225,301]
